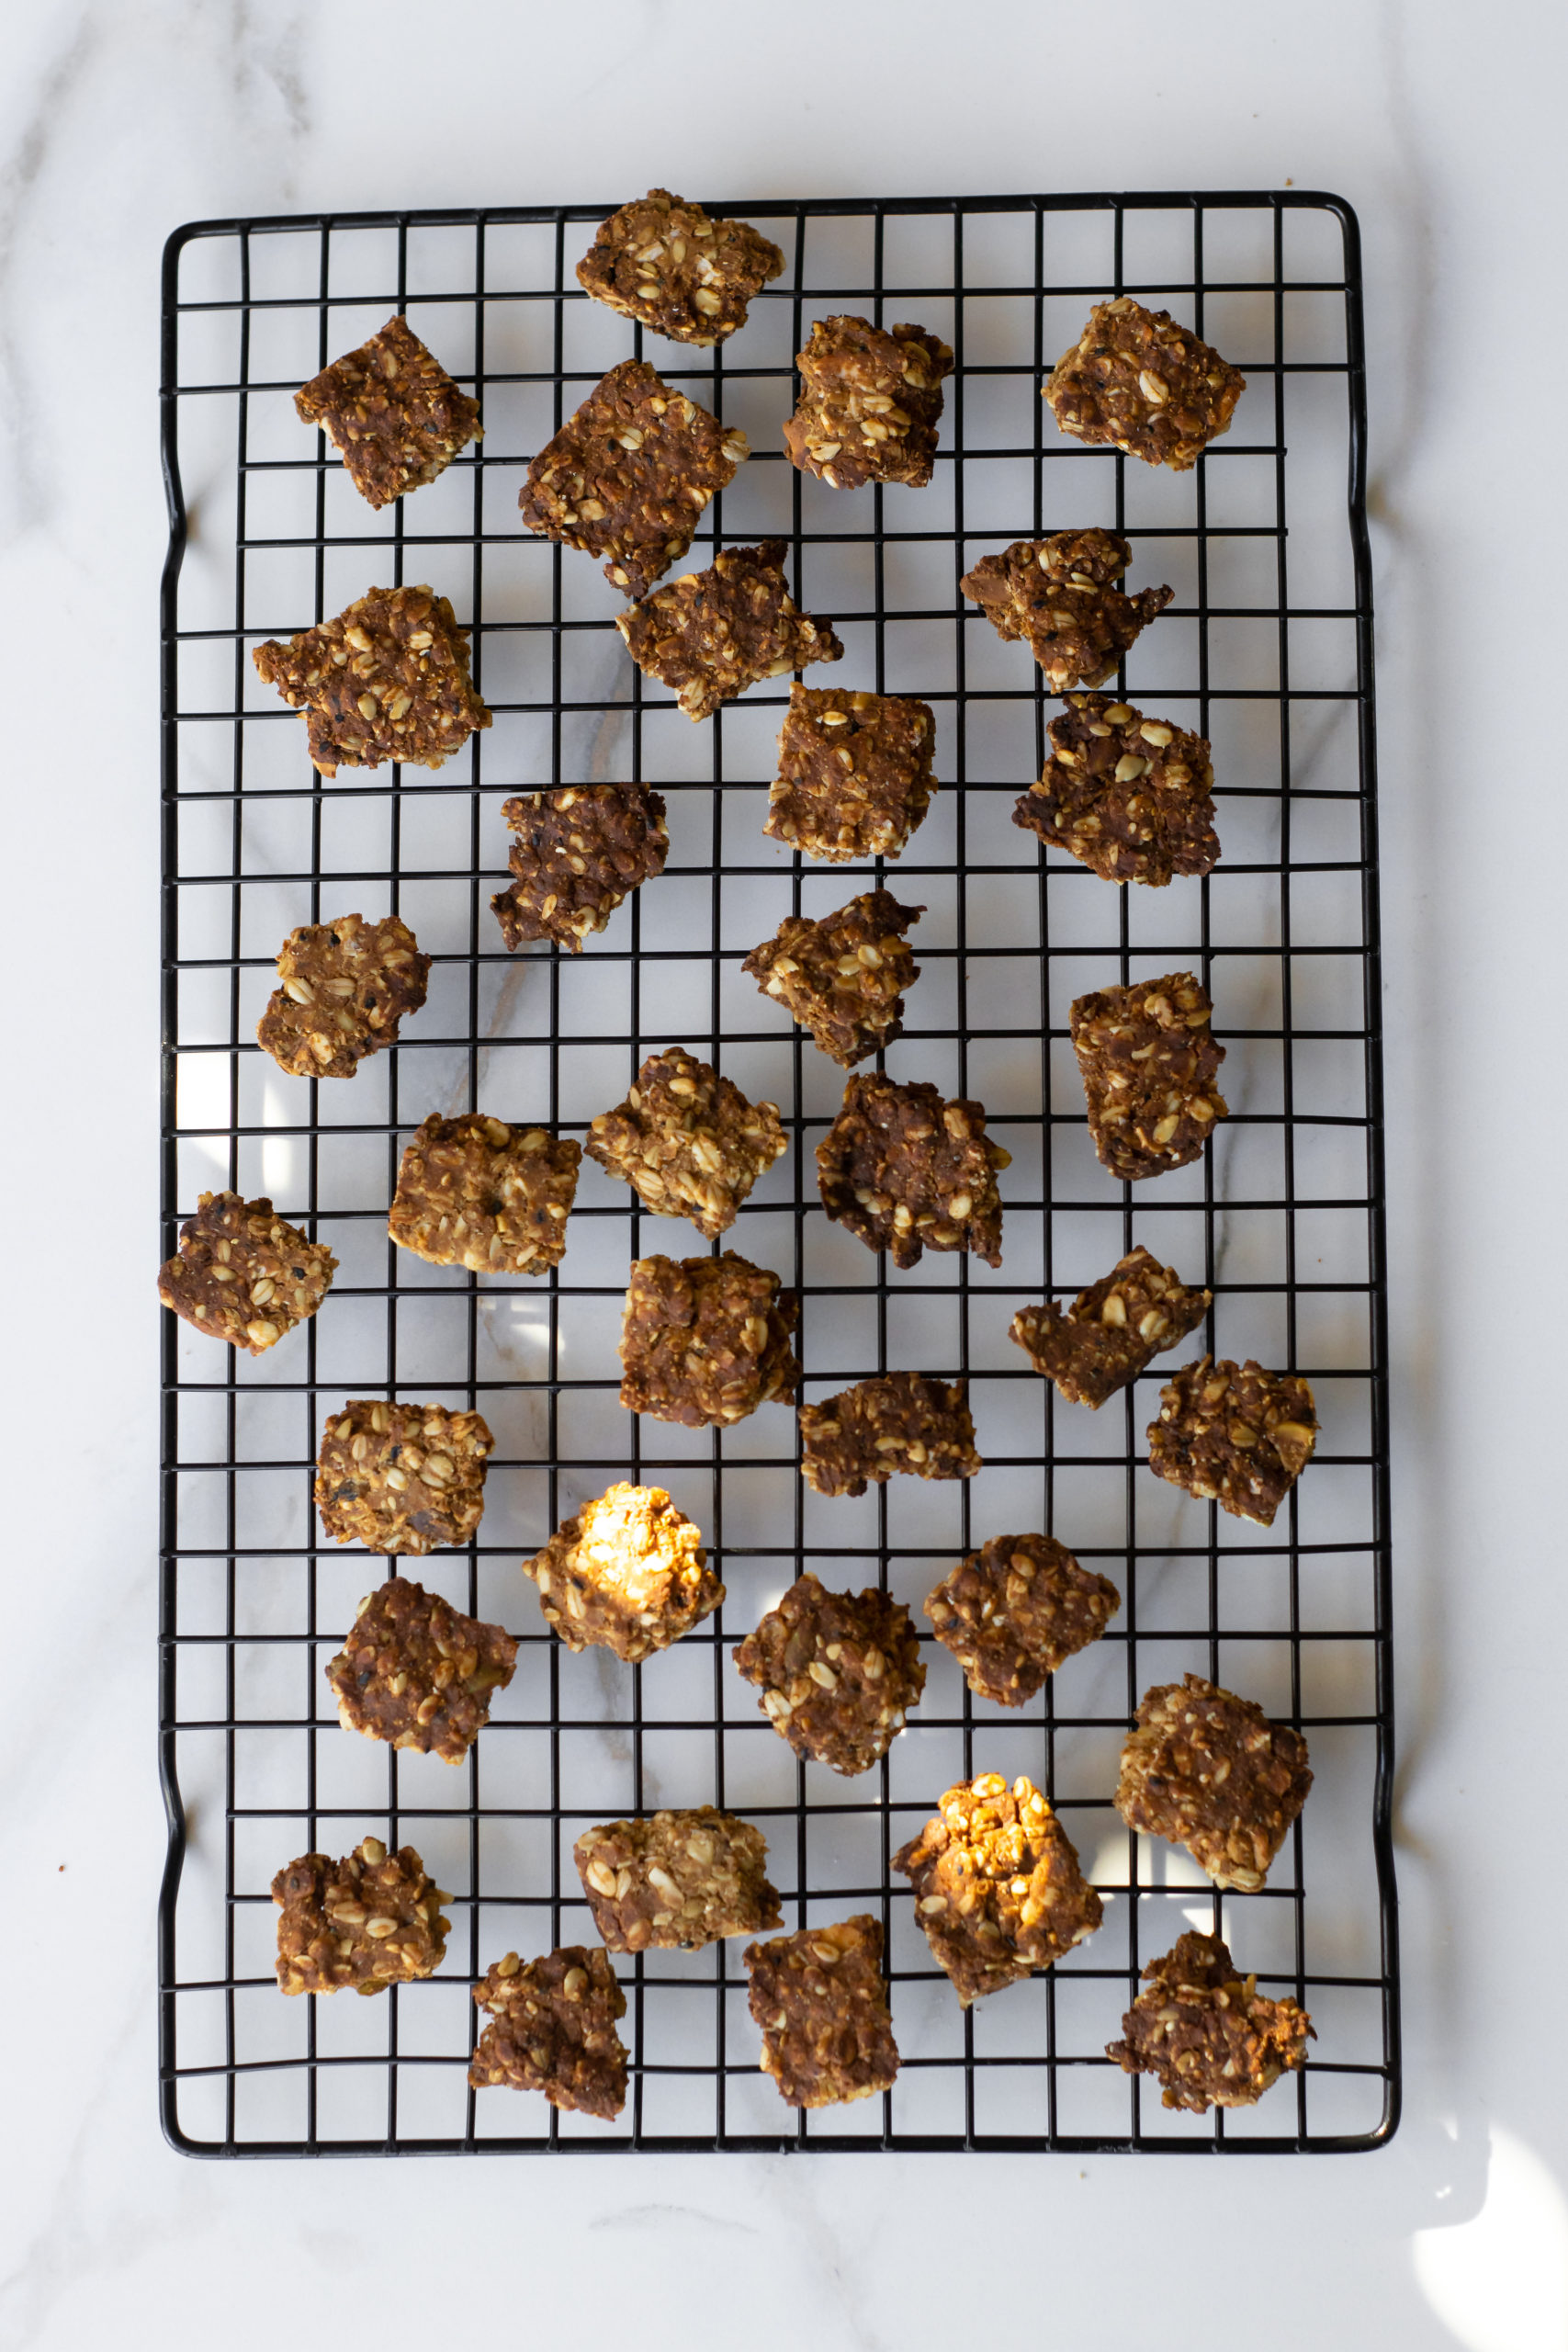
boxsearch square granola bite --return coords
[960,528,1173,692]
[315,1400,493,1555]
[1069,970,1228,1181]
[742,888,923,1067]
[617,540,842,720]
[1147,1356,1317,1527]
[1114,1673,1314,1892]
[1015,694,1219,887]
[1010,1245,1211,1409]
[518,359,748,598]
[577,189,785,345]
[256,913,432,1080]
[893,1774,1102,2006]
[522,1481,721,1662]
[273,1837,450,1996]
[1107,1930,1314,2114]
[816,1072,1010,1271]
[491,780,668,954]
[619,1254,800,1429]
[253,584,490,776]
[294,312,482,509]
[799,1372,980,1498]
[469,1947,628,2119]
[158,1191,336,1354]
[389,1112,581,1274]
[784,317,953,489]
[324,1574,518,1763]
[574,1807,783,1951]
[1044,298,1247,471]
[764,685,936,863]
[586,1047,786,1238]
[733,1571,926,1775]
[744,1916,900,2109]
[924,1534,1120,1707]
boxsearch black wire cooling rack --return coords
[159,190,1397,2156]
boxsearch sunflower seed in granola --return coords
[742,888,923,1066]
[252,583,490,775]
[158,1192,336,1354]
[256,913,432,1080]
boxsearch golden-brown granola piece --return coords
[1014,694,1218,887]
[257,913,431,1080]
[1069,970,1228,1181]
[924,1535,1120,1706]
[252,583,491,775]
[574,1808,782,1952]
[389,1112,581,1274]
[469,1946,628,2118]
[1147,1356,1317,1527]
[784,317,953,489]
[158,1191,336,1354]
[577,190,784,346]
[733,1572,926,1775]
[521,1482,720,1662]
[324,1575,518,1763]
[960,528,1172,691]
[799,1372,980,1499]
[1010,1246,1211,1409]
[617,540,842,721]
[744,1916,899,2109]
[315,1400,493,1555]
[273,1837,450,1996]
[816,1073,1010,1271]
[1045,298,1246,471]
[1108,1930,1314,2113]
[894,1773,1102,2005]
[492,781,668,955]
[618,1254,799,1429]
[743,889,923,1067]
[294,313,482,509]
[764,684,936,863]
[586,1048,786,1239]
[1115,1674,1314,1893]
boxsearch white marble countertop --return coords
[4,2,1567,2344]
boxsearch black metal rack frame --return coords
[159,190,1397,2156]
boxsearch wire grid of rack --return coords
[159,190,1397,2156]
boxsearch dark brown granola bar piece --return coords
[294,313,482,510]
[469,1946,628,2118]
[764,685,936,863]
[1010,1245,1211,1409]
[924,1535,1120,1707]
[960,528,1173,691]
[1147,1356,1317,1527]
[617,540,842,721]
[158,1191,336,1354]
[1115,1673,1314,1892]
[816,1073,1010,1271]
[733,1572,926,1775]
[389,1112,581,1274]
[257,913,432,1080]
[799,1373,980,1499]
[577,190,784,346]
[743,889,923,1067]
[619,1253,799,1429]
[894,1774,1102,2006]
[574,1808,782,1952]
[1046,298,1246,472]
[1108,1930,1314,2113]
[744,1915,899,2109]
[784,317,953,490]
[273,1836,450,1996]
[1014,695,1218,887]
[325,1575,518,1763]
[518,360,748,598]
[586,1047,786,1238]
[253,584,491,776]
[315,1400,493,1555]
[521,1482,721,1662]
[492,781,668,954]
[1069,970,1228,1181]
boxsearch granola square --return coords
[389,1112,581,1274]
[469,1947,628,2119]
[518,359,748,598]
[1147,1355,1317,1527]
[324,1574,518,1763]
[1014,694,1219,887]
[1114,1673,1314,1892]
[960,528,1173,692]
[256,913,431,1080]
[1045,298,1247,471]
[273,1836,450,1996]
[617,540,842,720]
[799,1372,980,1499]
[294,312,482,509]
[744,1916,900,2109]
[522,1481,721,1662]
[1107,1930,1314,2114]
[491,780,668,953]
[784,317,953,489]
[619,1253,799,1430]
[158,1191,336,1354]
[577,189,784,346]
[733,1571,926,1776]
[816,1073,1010,1270]
[315,1400,493,1555]
[894,1774,1102,2006]
[1010,1245,1211,1409]
[742,888,923,1067]
[574,1807,782,1952]
[1069,970,1228,1181]
[924,1534,1120,1707]
[764,685,936,863]
[253,583,490,776]
[586,1047,786,1238]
